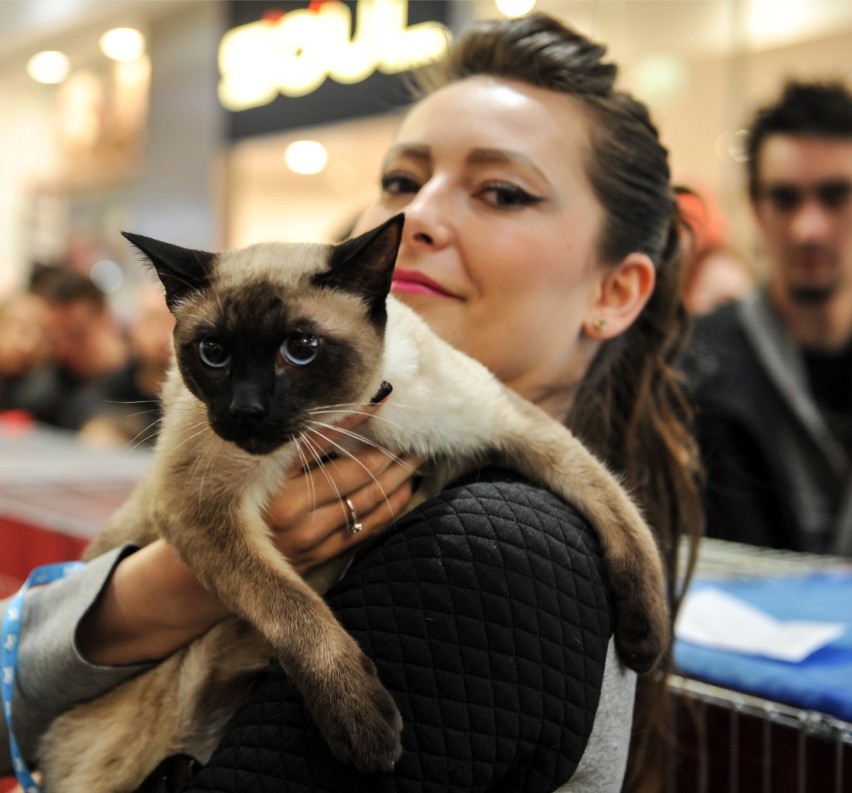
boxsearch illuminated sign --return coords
[219,0,451,111]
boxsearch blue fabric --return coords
[2,562,85,792]
[674,571,852,721]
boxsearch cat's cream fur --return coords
[36,217,668,792]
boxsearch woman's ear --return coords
[582,253,656,340]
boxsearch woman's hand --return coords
[77,391,420,665]
[265,403,421,575]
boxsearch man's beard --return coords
[785,245,839,305]
[788,282,838,304]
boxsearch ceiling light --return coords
[90,260,124,294]
[27,51,70,84]
[99,27,146,62]
[495,0,536,18]
[630,53,688,104]
[284,140,329,175]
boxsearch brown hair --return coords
[30,267,107,310]
[746,79,852,198]
[417,14,703,792]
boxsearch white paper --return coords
[675,587,845,663]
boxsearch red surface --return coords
[0,425,151,790]
[0,515,90,598]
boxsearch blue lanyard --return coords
[2,562,85,793]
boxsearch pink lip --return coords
[391,269,457,298]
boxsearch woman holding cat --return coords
[2,13,701,793]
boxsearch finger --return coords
[312,446,416,503]
[314,452,421,544]
[263,449,418,572]
[275,453,420,568]
[270,446,412,526]
[344,453,424,516]
[288,473,417,575]
[297,409,373,463]
[346,474,415,538]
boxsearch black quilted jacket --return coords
[184,471,613,792]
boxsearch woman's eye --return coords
[480,183,543,209]
[279,334,321,368]
[198,338,230,369]
[380,172,421,197]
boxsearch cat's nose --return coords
[229,383,267,421]
[230,400,265,420]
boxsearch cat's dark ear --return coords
[316,214,404,322]
[122,232,215,312]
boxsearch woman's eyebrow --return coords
[381,144,550,186]
[381,143,431,169]
[466,147,549,181]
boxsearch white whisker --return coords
[293,436,319,512]
[304,420,417,476]
[126,415,165,451]
[304,426,397,515]
[172,422,212,456]
[299,432,348,516]
[308,405,419,438]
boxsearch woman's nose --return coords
[402,179,453,249]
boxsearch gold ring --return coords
[344,497,363,534]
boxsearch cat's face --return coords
[124,216,403,455]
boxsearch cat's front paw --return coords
[302,651,403,773]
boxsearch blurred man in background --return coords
[683,80,852,556]
[15,269,128,429]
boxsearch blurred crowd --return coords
[0,186,750,453]
[0,267,174,448]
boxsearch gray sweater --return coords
[2,548,152,772]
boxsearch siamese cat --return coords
[37,215,668,792]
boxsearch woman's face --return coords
[356,76,609,415]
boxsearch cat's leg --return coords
[489,393,670,673]
[39,653,197,792]
[38,620,270,793]
[372,353,669,674]
[157,505,403,773]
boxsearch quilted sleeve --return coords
[186,474,614,793]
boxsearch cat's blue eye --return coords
[279,334,320,368]
[198,338,230,369]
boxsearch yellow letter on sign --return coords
[219,0,450,111]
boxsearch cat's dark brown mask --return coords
[123,215,403,455]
